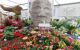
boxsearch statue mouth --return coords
[38,16,46,17]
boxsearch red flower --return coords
[12,19,23,28]
[0,26,5,29]
[20,42,25,47]
[0,26,5,33]
[13,45,19,49]
[14,31,25,38]
[13,39,18,42]
[0,33,4,38]
[9,44,13,48]
[2,47,11,50]
[15,48,19,50]
[1,41,5,44]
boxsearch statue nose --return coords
[39,8,46,17]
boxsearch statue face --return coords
[30,0,52,26]
[31,0,52,17]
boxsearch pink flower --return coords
[62,34,66,38]
[20,42,25,47]
[50,45,53,49]
[55,31,59,35]
[0,48,2,50]
[68,37,74,43]
[26,41,32,46]
[39,40,42,42]
[0,26,5,29]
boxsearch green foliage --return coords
[74,45,80,50]
[51,20,76,31]
[64,22,76,31]
[44,47,50,50]
[4,26,15,39]
[30,46,37,50]
[51,20,66,29]
[24,18,33,26]
[22,28,32,36]
[77,18,80,24]
[57,35,71,46]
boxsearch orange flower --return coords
[62,34,66,38]
[55,38,60,43]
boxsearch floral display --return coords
[0,26,76,50]
[0,16,80,50]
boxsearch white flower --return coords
[22,36,28,40]
[30,31,37,34]
[4,39,7,41]
[38,34,41,36]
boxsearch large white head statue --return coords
[30,0,52,26]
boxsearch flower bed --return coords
[0,26,75,50]
[0,18,80,50]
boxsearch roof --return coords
[54,2,80,6]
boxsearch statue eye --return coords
[33,6,41,9]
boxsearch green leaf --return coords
[4,26,15,39]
